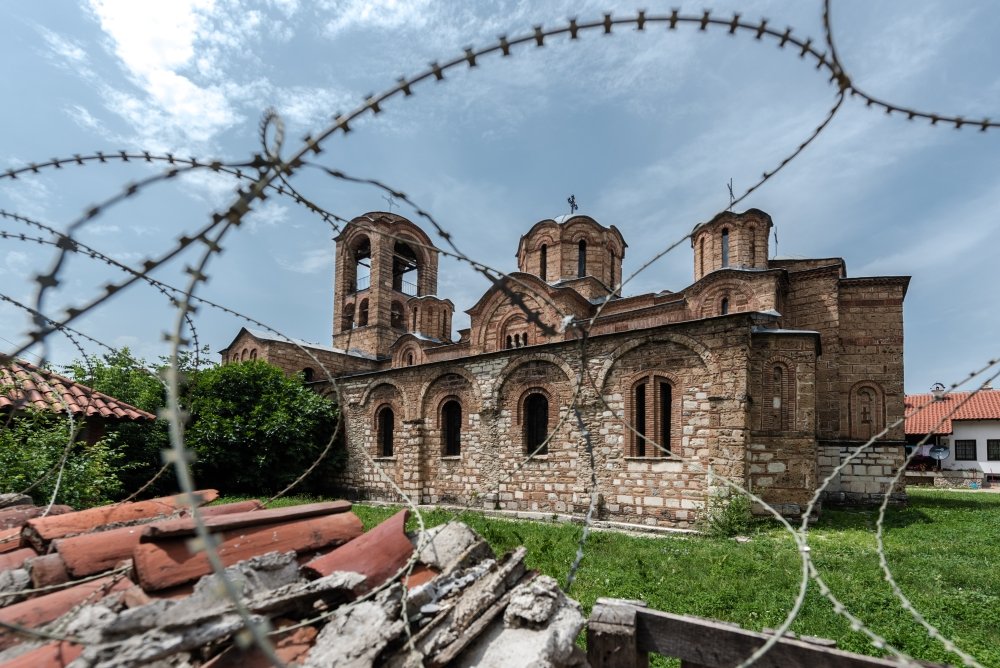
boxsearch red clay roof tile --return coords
[905,389,1000,435]
[0,359,155,421]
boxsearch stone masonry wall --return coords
[335,316,754,529]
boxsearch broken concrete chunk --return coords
[412,522,493,573]
[0,494,32,510]
[303,583,405,668]
[456,575,586,668]
[504,574,561,627]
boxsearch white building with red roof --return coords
[905,386,1000,482]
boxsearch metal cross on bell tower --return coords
[567,194,578,214]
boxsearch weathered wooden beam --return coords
[633,606,935,668]
[587,598,648,668]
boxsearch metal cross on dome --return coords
[567,195,578,214]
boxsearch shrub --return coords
[0,410,124,507]
[184,360,343,495]
[702,493,757,538]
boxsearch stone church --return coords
[221,208,908,528]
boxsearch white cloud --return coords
[244,200,289,234]
[39,27,88,63]
[1,251,29,275]
[277,247,331,274]
[321,0,435,38]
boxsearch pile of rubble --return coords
[0,492,587,667]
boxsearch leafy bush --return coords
[0,410,124,507]
[184,360,343,495]
[702,493,757,537]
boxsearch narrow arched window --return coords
[506,335,513,349]
[540,244,547,281]
[721,297,729,315]
[342,304,355,330]
[632,375,673,457]
[521,333,528,347]
[578,239,587,277]
[748,226,757,266]
[442,400,462,456]
[411,306,418,332]
[699,237,705,276]
[406,353,414,366]
[524,393,549,455]
[241,348,248,361]
[249,349,257,360]
[302,367,315,382]
[377,406,394,456]
[721,228,730,268]
[609,249,615,289]
[358,299,369,327]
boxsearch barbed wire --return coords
[0,4,997,667]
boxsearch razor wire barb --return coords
[0,5,997,666]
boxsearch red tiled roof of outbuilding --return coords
[904,389,1000,436]
[0,358,155,421]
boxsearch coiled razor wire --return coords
[0,5,997,666]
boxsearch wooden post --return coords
[587,598,648,668]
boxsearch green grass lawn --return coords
[223,489,1000,666]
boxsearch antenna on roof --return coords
[382,194,398,213]
[931,382,946,400]
[727,178,735,212]
[567,194,578,214]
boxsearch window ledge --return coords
[440,455,461,461]
[624,456,673,461]
[524,454,550,461]
[373,456,397,462]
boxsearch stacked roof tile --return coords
[904,389,1000,436]
[0,359,155,422]
[0,493,584,667]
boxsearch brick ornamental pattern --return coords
[221,208,910,528]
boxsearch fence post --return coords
[587,598,648,668]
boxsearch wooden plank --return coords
[632,607,928,668]
[140,500,349,541]
[587,598,648,668]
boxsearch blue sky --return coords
[0,0,997,394]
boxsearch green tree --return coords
[184,360,343,495]
[0,410,123,507]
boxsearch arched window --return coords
[699,237,705,276]
[358,299,369,327]
[249,349,257,360]
[578,239,587,277]
[377,406,394,457]
[392,240,421,295]
[521,333,528,347]
[506,335,513,349]
[412,306,418,332]
[721,228,730,268]
[765,363,795,432]
[609,249,615,289]
[540,244,547,281]
[342,303,355,330]
[442,399,462,456]
[524,393,549,455]
[406,352,414,366]
[352,236,371,292]
[721,297,730,315]
[302,367,315,382]
[241,348,248,361]
[748,226,757,266]
[631,375,673,457]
